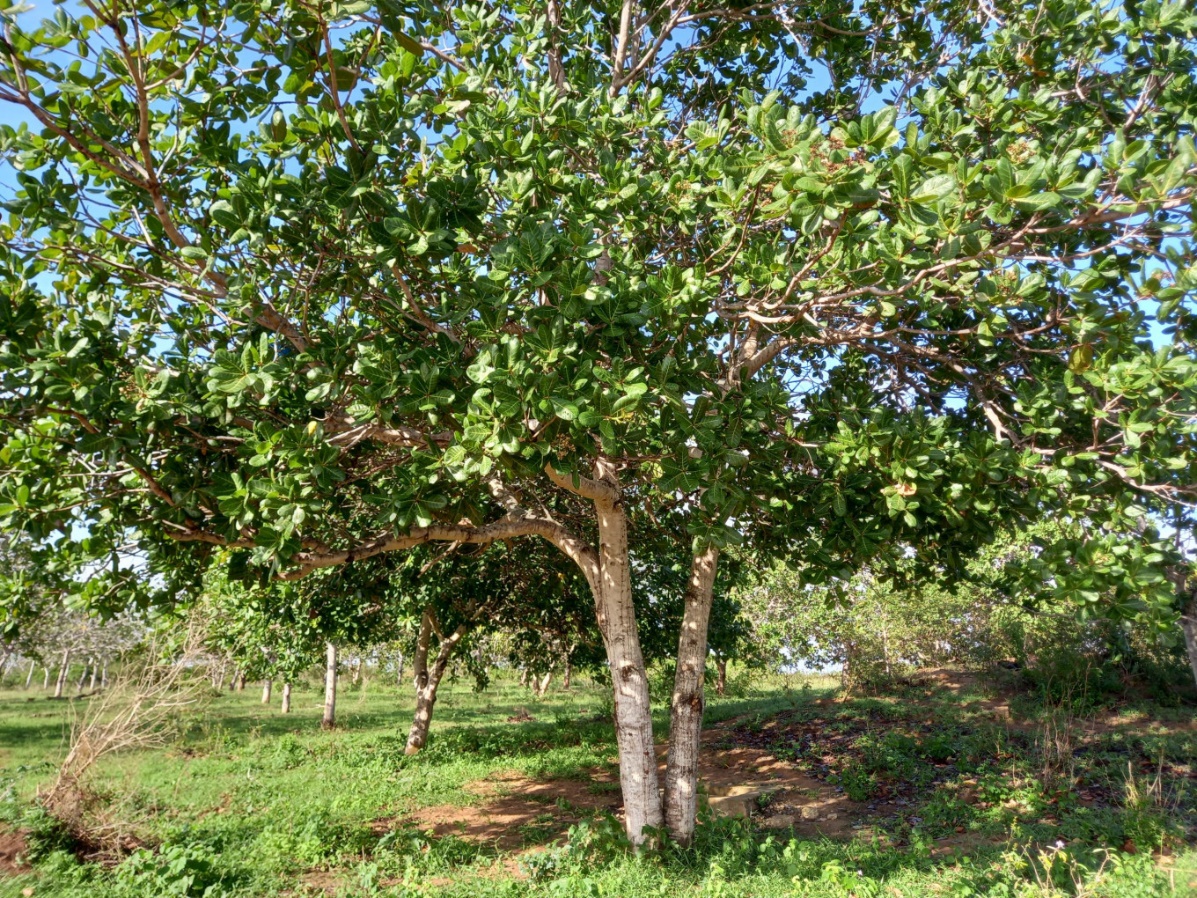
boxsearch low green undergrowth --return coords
[0,671,1192,898]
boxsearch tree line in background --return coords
[5,521,1193,758]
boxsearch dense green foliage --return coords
[3,0,1197,845]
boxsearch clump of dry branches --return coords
[40,617,210,860]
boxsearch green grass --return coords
[0,669,1193,897]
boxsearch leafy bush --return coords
[115,843,223,897]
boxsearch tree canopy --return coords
[2,0,1196,844]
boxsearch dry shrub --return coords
[40,618,209,860]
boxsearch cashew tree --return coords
[3,0,1197,844]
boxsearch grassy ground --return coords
[0,667,1193,897]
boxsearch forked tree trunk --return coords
[53,651,70,699]
[77,660,90,692]
[322,642,337,729]
[405,608,468,754]
[715,657,728,696]
[281,682,292,714]
[262,679,273,705]
[663,544,719,845]
[25,659,36,689]
[533,670,553,697]
[592,486,662,844]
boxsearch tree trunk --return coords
[715,657,727,696]
[322,642,337,729]
[43,667,51,690]
[77,659,90,692]
[281,682,292,714]
[1181,593,1197,691]
[664,544,720,846]
[563,660,572,690]
[25,659,36,689]
[235,671,246,692]
[262,679,273,705]
[53,651,71,699]
[352,656,361,686]
[592,486,662,845]
[100,662,108,688]
[533,670,554,697]
[89,663,98,691]
[519,666,529,687]
[405,609,468,754]
[395,651,404,687]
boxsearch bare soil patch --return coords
[393,769,622,851]
[0,827,30,876]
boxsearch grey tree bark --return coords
[715,657,727,696]
[591,475,663,844]
[24,659,35,689]
[262,679,273,705]
[88,662,98,691]
[322,642,337,729]
[1181,592,1197,690]
[533,670,554,697]
[405,608,468,754]
[53,650,70,699]
[663,544,720,845]
[281,682,292,714]
[43,666,51,689]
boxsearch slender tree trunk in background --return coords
[43,667,51,690]
[25,659,36,689]
[715,657,728,696]
[0,650,11,681]
[880,611,892,680]
[322,642,337,729]
[395,651,404,687]
[100,662,108,688]
[235,671,246,692]
[664,544,720,846]
[352,657,362,686]
[53,651,70,699]
[262,679,273,705]
[281,682,292,713]
[76,660,90,692]
[592,485,662,845]
[1181,593,1197,691]
[533,670,554,697]
[89,663,98,691]
[405,609,468,754]
[563,660,572,690]
[519,666,529,688]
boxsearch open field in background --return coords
[0,668,1193,897]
